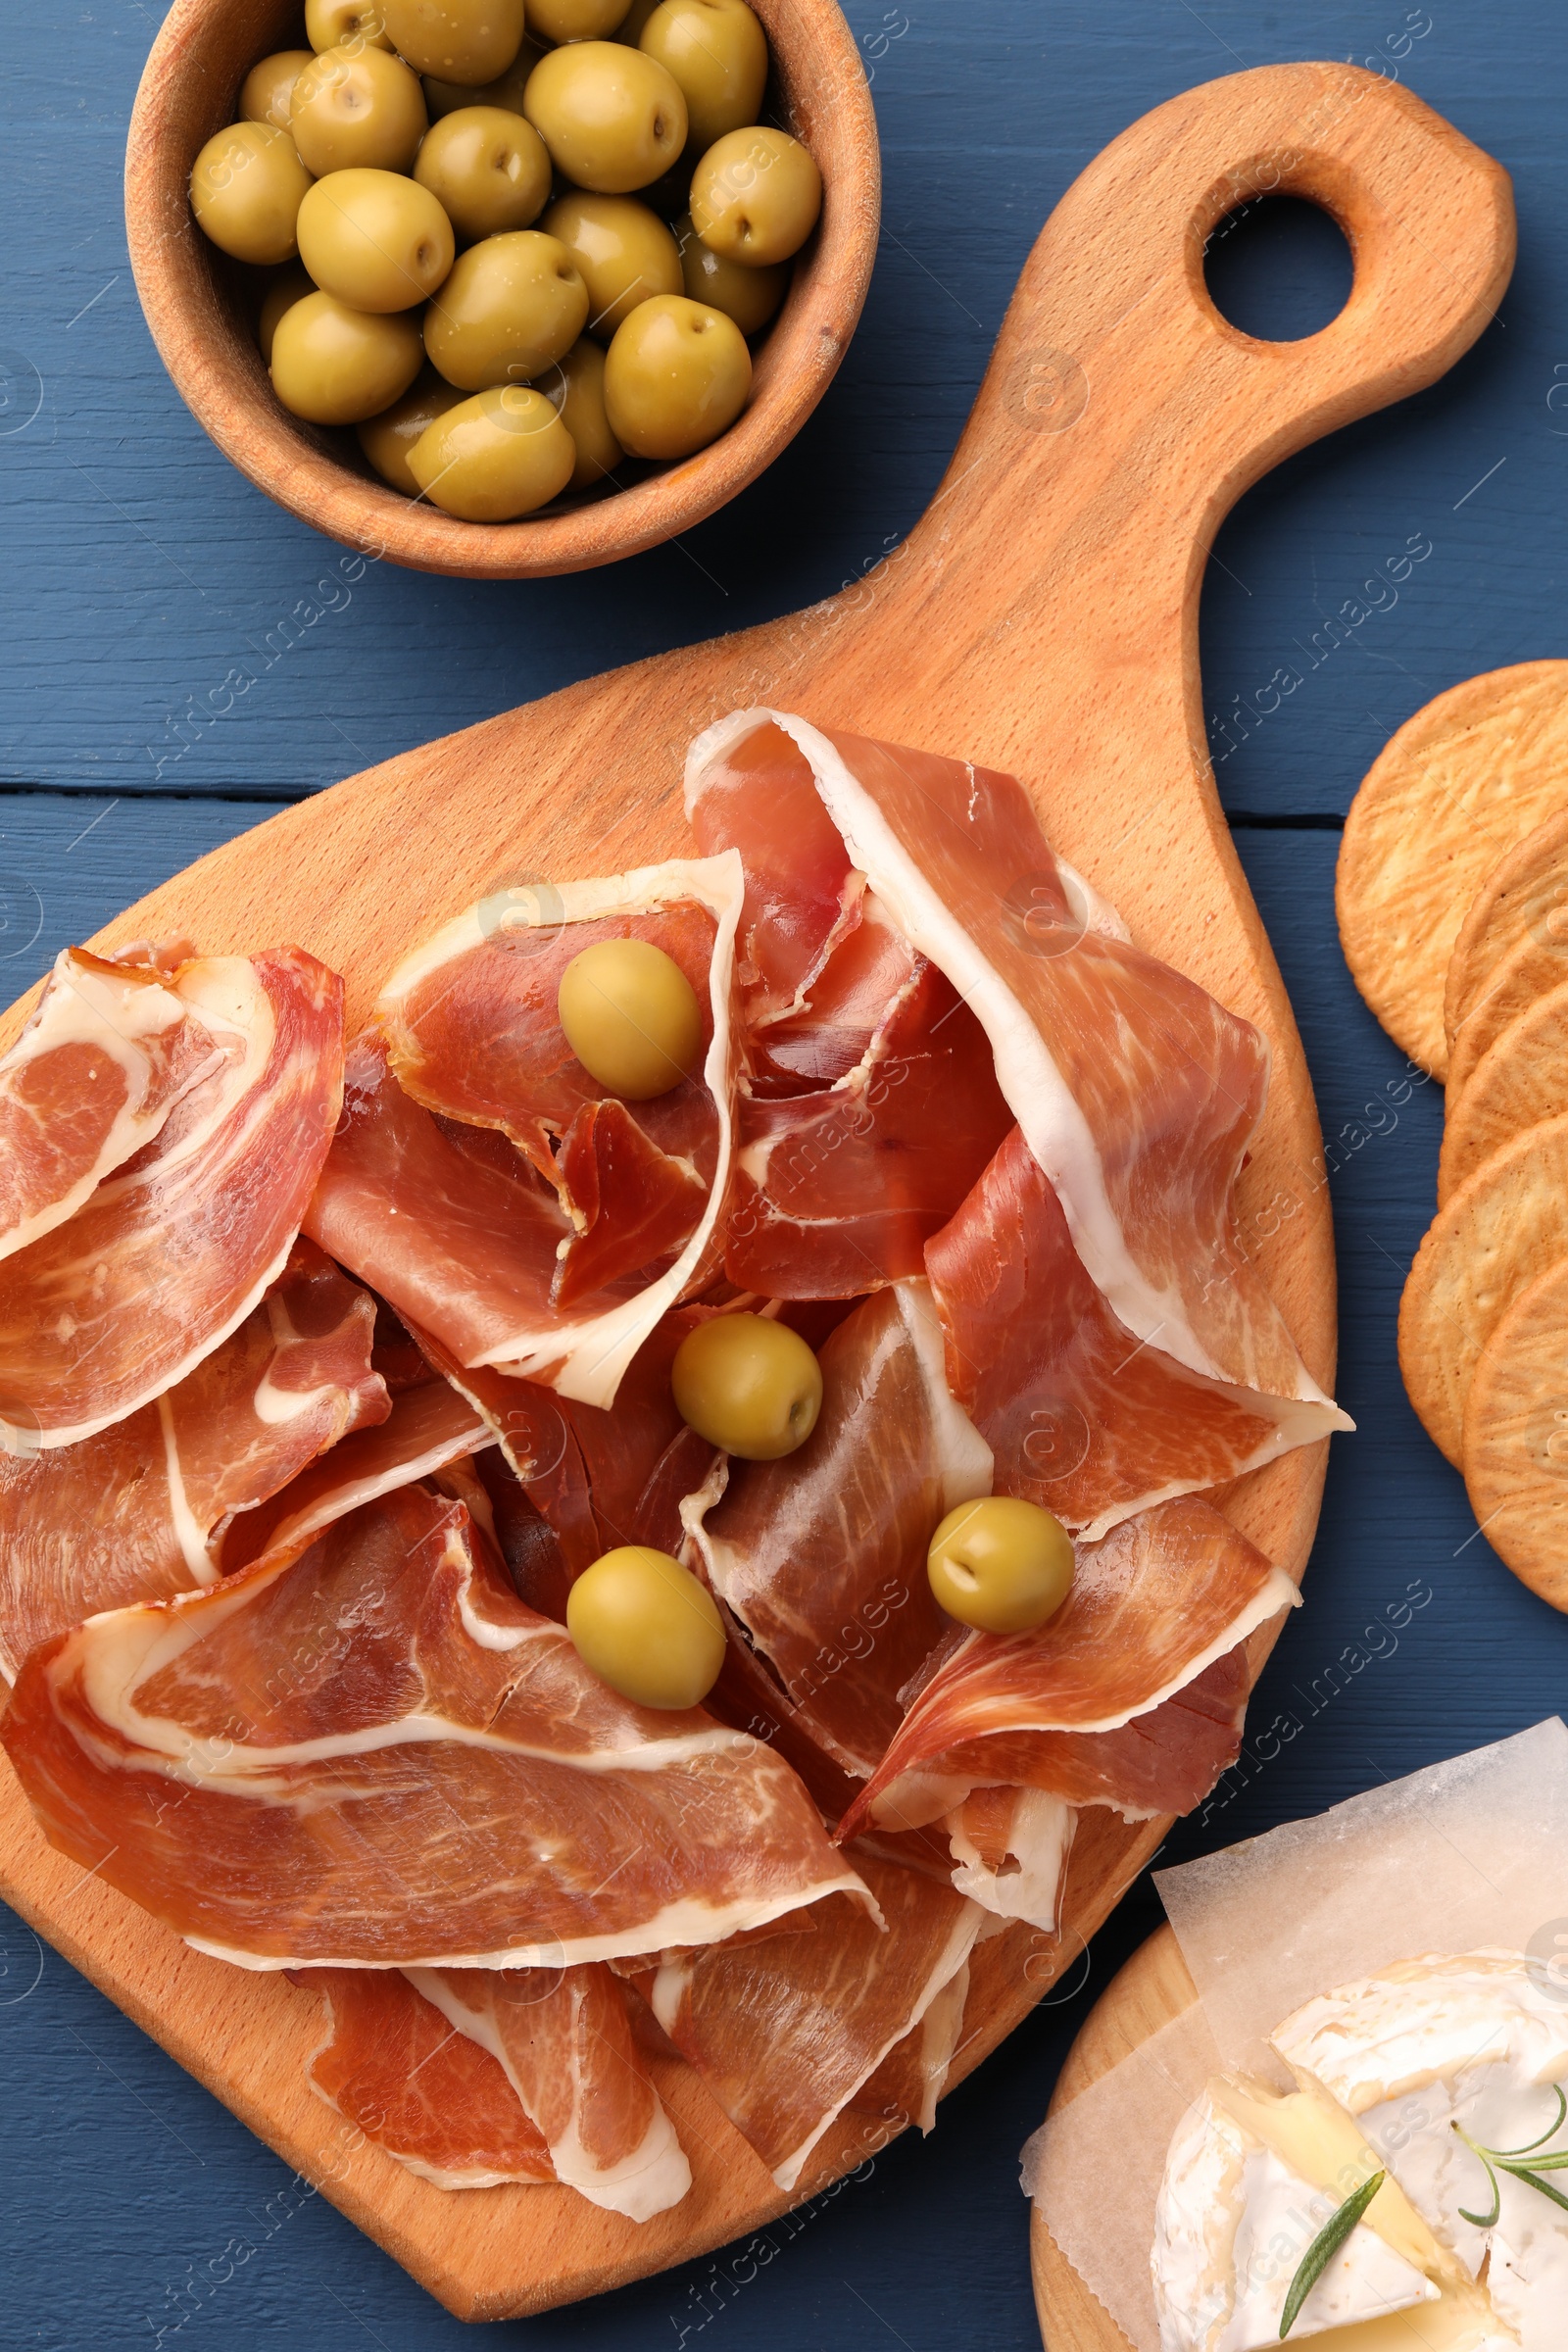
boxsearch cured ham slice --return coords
[552,1099,708,1308]
[309,858,744,1406]
[926,1128,1326,1538]
[308,1004,736,1414]
[217,1376,491,1575]
[839,1497,1295,1846]
[686,714,1348,1492]
[683,1281,991,1779]
[405,1963,691,2220]
[686,716,862,1028]
[422,1308,712,1588]
[0,947,222,1263]
[639,1850,980,2188]
[1,1484,870,1969]
[0,948,344,1451]
[300,1967,554,2188]
[943,1786,1078,1932]
[849,1955,971,2135]
[726,951,1015,1298]
[378,889,725,1194]
[0,1240,384,1681]
[690,751,1013,1295]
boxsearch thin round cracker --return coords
[1462,1253,1568,1611]
[1337,661,1568,1078]
[1398,1111,1568,1464]
[1438,978,1568,1205]
[1444,804,1568,1054]
[1446,925,1568,1099]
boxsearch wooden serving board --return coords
[0,62,1513,2325]
[1030,1926,1198,2352]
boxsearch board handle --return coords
[897,62,1515,825]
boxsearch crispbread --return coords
[1443,805,1568,1054]
[1462,1253,1568,1610]
[1446,925,1568,1099]
[1398,1112,1568,1464]
[1438,979,1568,1204]
[1337,661,1568,1078]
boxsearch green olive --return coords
[690,124,820,267]
[674,210,784,332]
[537,337,623,487]
[603,292,749,458]
[240,50,316,131]
[290,44,428,175]
[531,0,630,36]
[190,122,315,267]
[270,289,423,423]
[414,105,551,241]
[380,0,526,81]
[566,1545,725,1710]
[257,262,316,361]
[558,935,702,1097]
[297,169,455,311]
[421,37,547,119]
[671,1314,823,1459]
[523,41,687,194]
[926,1497,1075,1636]
[424,229,588,388]
[543,191,680,340]
[407,383,576,517]
[640,0,765,151]
[357,365,467,491]
[305,0,393,50]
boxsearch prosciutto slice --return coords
[301,1967,555,2189]
[1,1484,869,1970]
[848,1955,971,2136]
[0,947,344,1450]
[309,858,743,1405]
[685,715,862,1029]
[0,947,222,1262]
[838,1496,1295,1844]
[422,1308,712,1592]
[682,1281,992,1778]
[405,1963,691,2220]
[726,948,1014,1298]
[0,1240,385,1681]
[926,1128,1324,1539]
[688,750,1012,1296]
[686,715,1348,1515]
[217,1376,492,1576]
[640,1850,980,2188]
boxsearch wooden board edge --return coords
[1029,1926,1200,2351]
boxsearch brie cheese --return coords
[1153,1950,1568,2352]
[1272,1953,1568,2352]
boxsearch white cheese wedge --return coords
[1270,1951,1568,2352]
[1221,2145,1438,2349]
[1154,2069,1515,2352]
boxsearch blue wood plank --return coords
[5,3,1568,2347]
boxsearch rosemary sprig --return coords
[1453,2082,1568,2228]
[1279,2171,1386,2340]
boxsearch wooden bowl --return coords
[123,0,879,579]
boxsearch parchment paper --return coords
[1021,1720,1568,2350]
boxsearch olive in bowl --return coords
[143,0,877,573]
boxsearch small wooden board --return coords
[1030,1927,1198,2352]
[0,63,1512,2324]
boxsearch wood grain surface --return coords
[1030,1927,1197,2352]
[0,59,1512,2323]
[125,0,880,578]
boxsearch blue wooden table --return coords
[4,3,1567,2345]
